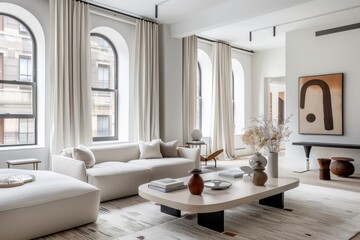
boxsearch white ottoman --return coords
[0,169,100,240]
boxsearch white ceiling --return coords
[91,0,360,51]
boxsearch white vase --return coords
[249,152,267,167]
[267,152,278,178]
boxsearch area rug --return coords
[39,183,360,240]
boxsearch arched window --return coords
[197,49,212,137]
[90,33,117,141]
[0,14,36,146]
[232,58,245,135]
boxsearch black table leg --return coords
[197,211,224,232]
[161,205,181,217]
[259,192,284,209]
[294,145,312,173]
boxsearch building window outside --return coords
[19,55,32,82]
[90,33,117,141]
[0,14,36,146]
[97,64,110,89]
[19,23,29,35]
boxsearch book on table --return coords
[219,169,245,178]
[149,178,184,188]
[148,184,187,192]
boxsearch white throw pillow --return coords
[160,140,179,158]
[73,145,96,168]
[60,147,73,158]
[139,140,163,159]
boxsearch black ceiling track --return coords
[315,22,360,37]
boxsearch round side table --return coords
[330,157,355,177]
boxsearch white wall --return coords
[286,17,360,172]
[252,47,286,117]
[159,24,183,143]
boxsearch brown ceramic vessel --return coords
[188,169,204,195]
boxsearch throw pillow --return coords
[73,145,96,168]
[60,147,73,158]
[160,140,179,157]
[139,140,163,159]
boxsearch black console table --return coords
[292,142,360,173]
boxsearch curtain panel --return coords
[134,20,160,141]
[50,0,92,156]
[211,43,235,159]
[182,35,198,144]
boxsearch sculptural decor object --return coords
[298,73,343,135]
[188,169,204,195]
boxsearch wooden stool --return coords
[330,157,355,177]
[317,158,331,180]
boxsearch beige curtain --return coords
[182,35,198,144]
[50,0,92,155]
[134,20,159,141]
[211,43,235,159]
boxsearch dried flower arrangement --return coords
[242,115,292,153]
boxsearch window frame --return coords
[0,13,37,147]
[90,33,118,142]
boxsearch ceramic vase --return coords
[252,161,268,186]
[267,152,278,178]
[188,169,204,195]
[249,152,267,167]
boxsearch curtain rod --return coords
[80,0,158,24]
[197,36,254,54]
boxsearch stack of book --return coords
[219,169,245,178]
[148,178,187,192]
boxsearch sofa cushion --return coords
[160,140,179,158]
[73,145,96,168]
[139,140,163,159]
[128,158,194,180]
[90,143,140,164]
[86,162,151,201]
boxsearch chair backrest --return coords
[90,143,140,163]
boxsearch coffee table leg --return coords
[161,205,181,217]
[198,211,224,232]
[259,192,284,209]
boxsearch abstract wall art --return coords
[298,73,343,135]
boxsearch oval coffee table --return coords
[139,172,299,232]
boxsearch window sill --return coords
[0,144,46,152]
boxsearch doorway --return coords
[265,77,286,123]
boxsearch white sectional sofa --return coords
[52,143,199,202]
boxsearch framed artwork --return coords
[298,73,343,135]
